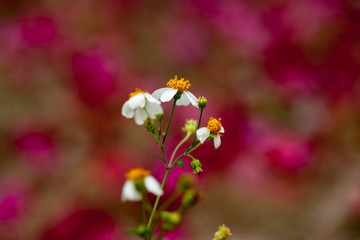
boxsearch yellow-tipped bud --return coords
[213,224,232,240]
[198,96,207,109]
[182,119,197,135]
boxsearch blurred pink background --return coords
[1,0,360,239]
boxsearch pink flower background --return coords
[1,0,360,239]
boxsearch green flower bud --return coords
[126,224,151,237]
[198,96,207,109]
[160,211,181,225]
[182,119,197,135]
[144,117,156,133]
[191,159,203,175]
[177,174,195,192]
[155,113,164,121]
[213,224,232,240]
[182,188,203,207]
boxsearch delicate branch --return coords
[147,168,171,229]
[162,99,177,144]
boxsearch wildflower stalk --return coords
[168,132,191,167]
[144,107,167,166]
[189,108,203,148]
[162,99,177,144]
[146,132,191,239]
[146,168,170,230]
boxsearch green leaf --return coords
[177,161,184,168]
[151,154,163,160]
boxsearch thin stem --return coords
[141,197,146,224]
[188,142,201,154]
[154,134,167,166]
[147,169,170,229]
[144,107,167,166]
[168,132,191,167]
[162,99,177,144]
[189,108,203,148]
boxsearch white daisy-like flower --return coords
[196,117,225,149]
[121,167,163,202]
[122,88,163,125]
[152,75,198,107]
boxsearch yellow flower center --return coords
[207,117,223,136]
[129,88,148,98]
[166,75,191,92]
[125,167,151,180]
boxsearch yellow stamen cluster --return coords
[207,117,222,136]
[129,88,148,98]
[125,167,151,180]
[166,75,191,92]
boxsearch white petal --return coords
[160,88,178,102]
[128,94,146,109]
[144,93,161,104]
[214,135,221,149]
[121,101,135,118]
[220,127,225,133]
[121,180,142,202]
[134,108,148,125]
[184,91,198,107]
[146,102,163,118]
[176,93,190,106]
[196,127,210,144]
[152,88,169,100]
[144,176,163,196]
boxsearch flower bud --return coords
[182,119,197,135]
[198,96,207,109]
[213,224,232,240]
[144,117,156,133]
[177,174,195,192]
[182,188,203,207]
[191,159,203,175]
[155,113,164,121]
[160,211,181,225]
[126,224,151,237]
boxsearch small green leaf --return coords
[177,161,184,168]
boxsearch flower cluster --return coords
[120,76,228,239]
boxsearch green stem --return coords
[162,99,177,144]
[141,197,146,224]
[154,134,167,166]
[168,132,191,167]
[147,169,170,229]
[188,109,203,149]
[188,142,201,154]
[144,107,167,166]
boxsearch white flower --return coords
[152,75,198,107]
[121,167,163,202]
[122,88,163,125]
[196,117,225,149]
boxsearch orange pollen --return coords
[207,117,222,136]
[125,167,151,180]
[129,88,148,98]
[166,75,191,92]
